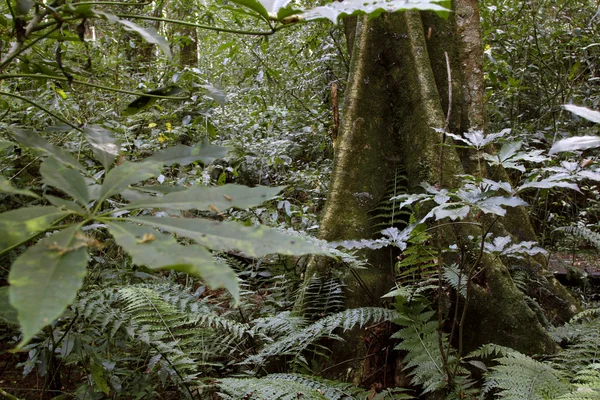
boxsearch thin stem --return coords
[0,91,81,130]
[74,0,152,5]
[0,26,60,72]
[116,14,281,36]
[0,388,22,400]
[0,74,189,100]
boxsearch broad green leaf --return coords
[106,222,239,301]
[83,125,120,170]
[127,184,284,212]
[90,359,110,395]
[563,104,600,124]
[0,206,69,252]
[147,141,229,166]
[40,157,89,206]
[46,195,87,214]
[0,175,39,198]
[98,161,162,203]
[129,216,328,258]
[117,20,171,59]
[549,136,600,155]
[9,128,85,171]
[133,185,187,195]
[0,140,13,151]
[0,287,19,325]
[200,84,228,106]
[228,0,269,20]
[9,226,88,347]
[302,0,449,23]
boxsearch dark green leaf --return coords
[40,157,89,206]
[10,128,85,171]
[98,161,162,203]
[9,226,88,347]
[0,206,69,252]
[83,125,120,170]
[129,216,328,258]
[127,184,283,212]
[0,175,39,198]
[45,195,87,214]
[118,20,171,59]
[228,0,269,20]
[123,85,186,116]
[106,222,239,301]
[146,141,229,166]
[0,287,19,325]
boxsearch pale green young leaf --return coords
[128,216,328,258]
[98,161,162,203]
[40,157,89,206]
[9,128,85,171]
[0,206,70,252]
[83,125,120,170]
[117,20,171,59]
[106,222,239,301]
[0,287,19,325]
[127,184,284,212]
[0,175,39,198]
[9,226,88,348]
[147,141,229,166]
[0,140,14,151]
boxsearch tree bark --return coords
[299,1,578,383]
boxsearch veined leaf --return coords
[40,157,89,206]
[83,125,120,170]
[98,161,162,203]
[147,141,229,166]
[0,206,69,252]
[106,222,239,301]
[127,184,284,212]
[302,0,449,24]
[549,136,600,155]
[9,226,88,347]
[128,216,328,258]
[0,175,39,198]
[563,104,600,124]
[10,128,85,171]
[117,20,171,59]
[0,287,19,325]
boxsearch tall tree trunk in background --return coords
[179,27,198,68]
[300,0,578,383]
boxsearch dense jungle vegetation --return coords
[2,0,600,398]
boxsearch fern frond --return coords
[218,373,359,399]
[296,275,345,320]
[482,351,570,399]
[555,225,600,250]
[242,307,399,367]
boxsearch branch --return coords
[0,91,81,130]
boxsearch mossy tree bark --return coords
[301,0,578,383]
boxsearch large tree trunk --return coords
[299,0,578,384]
